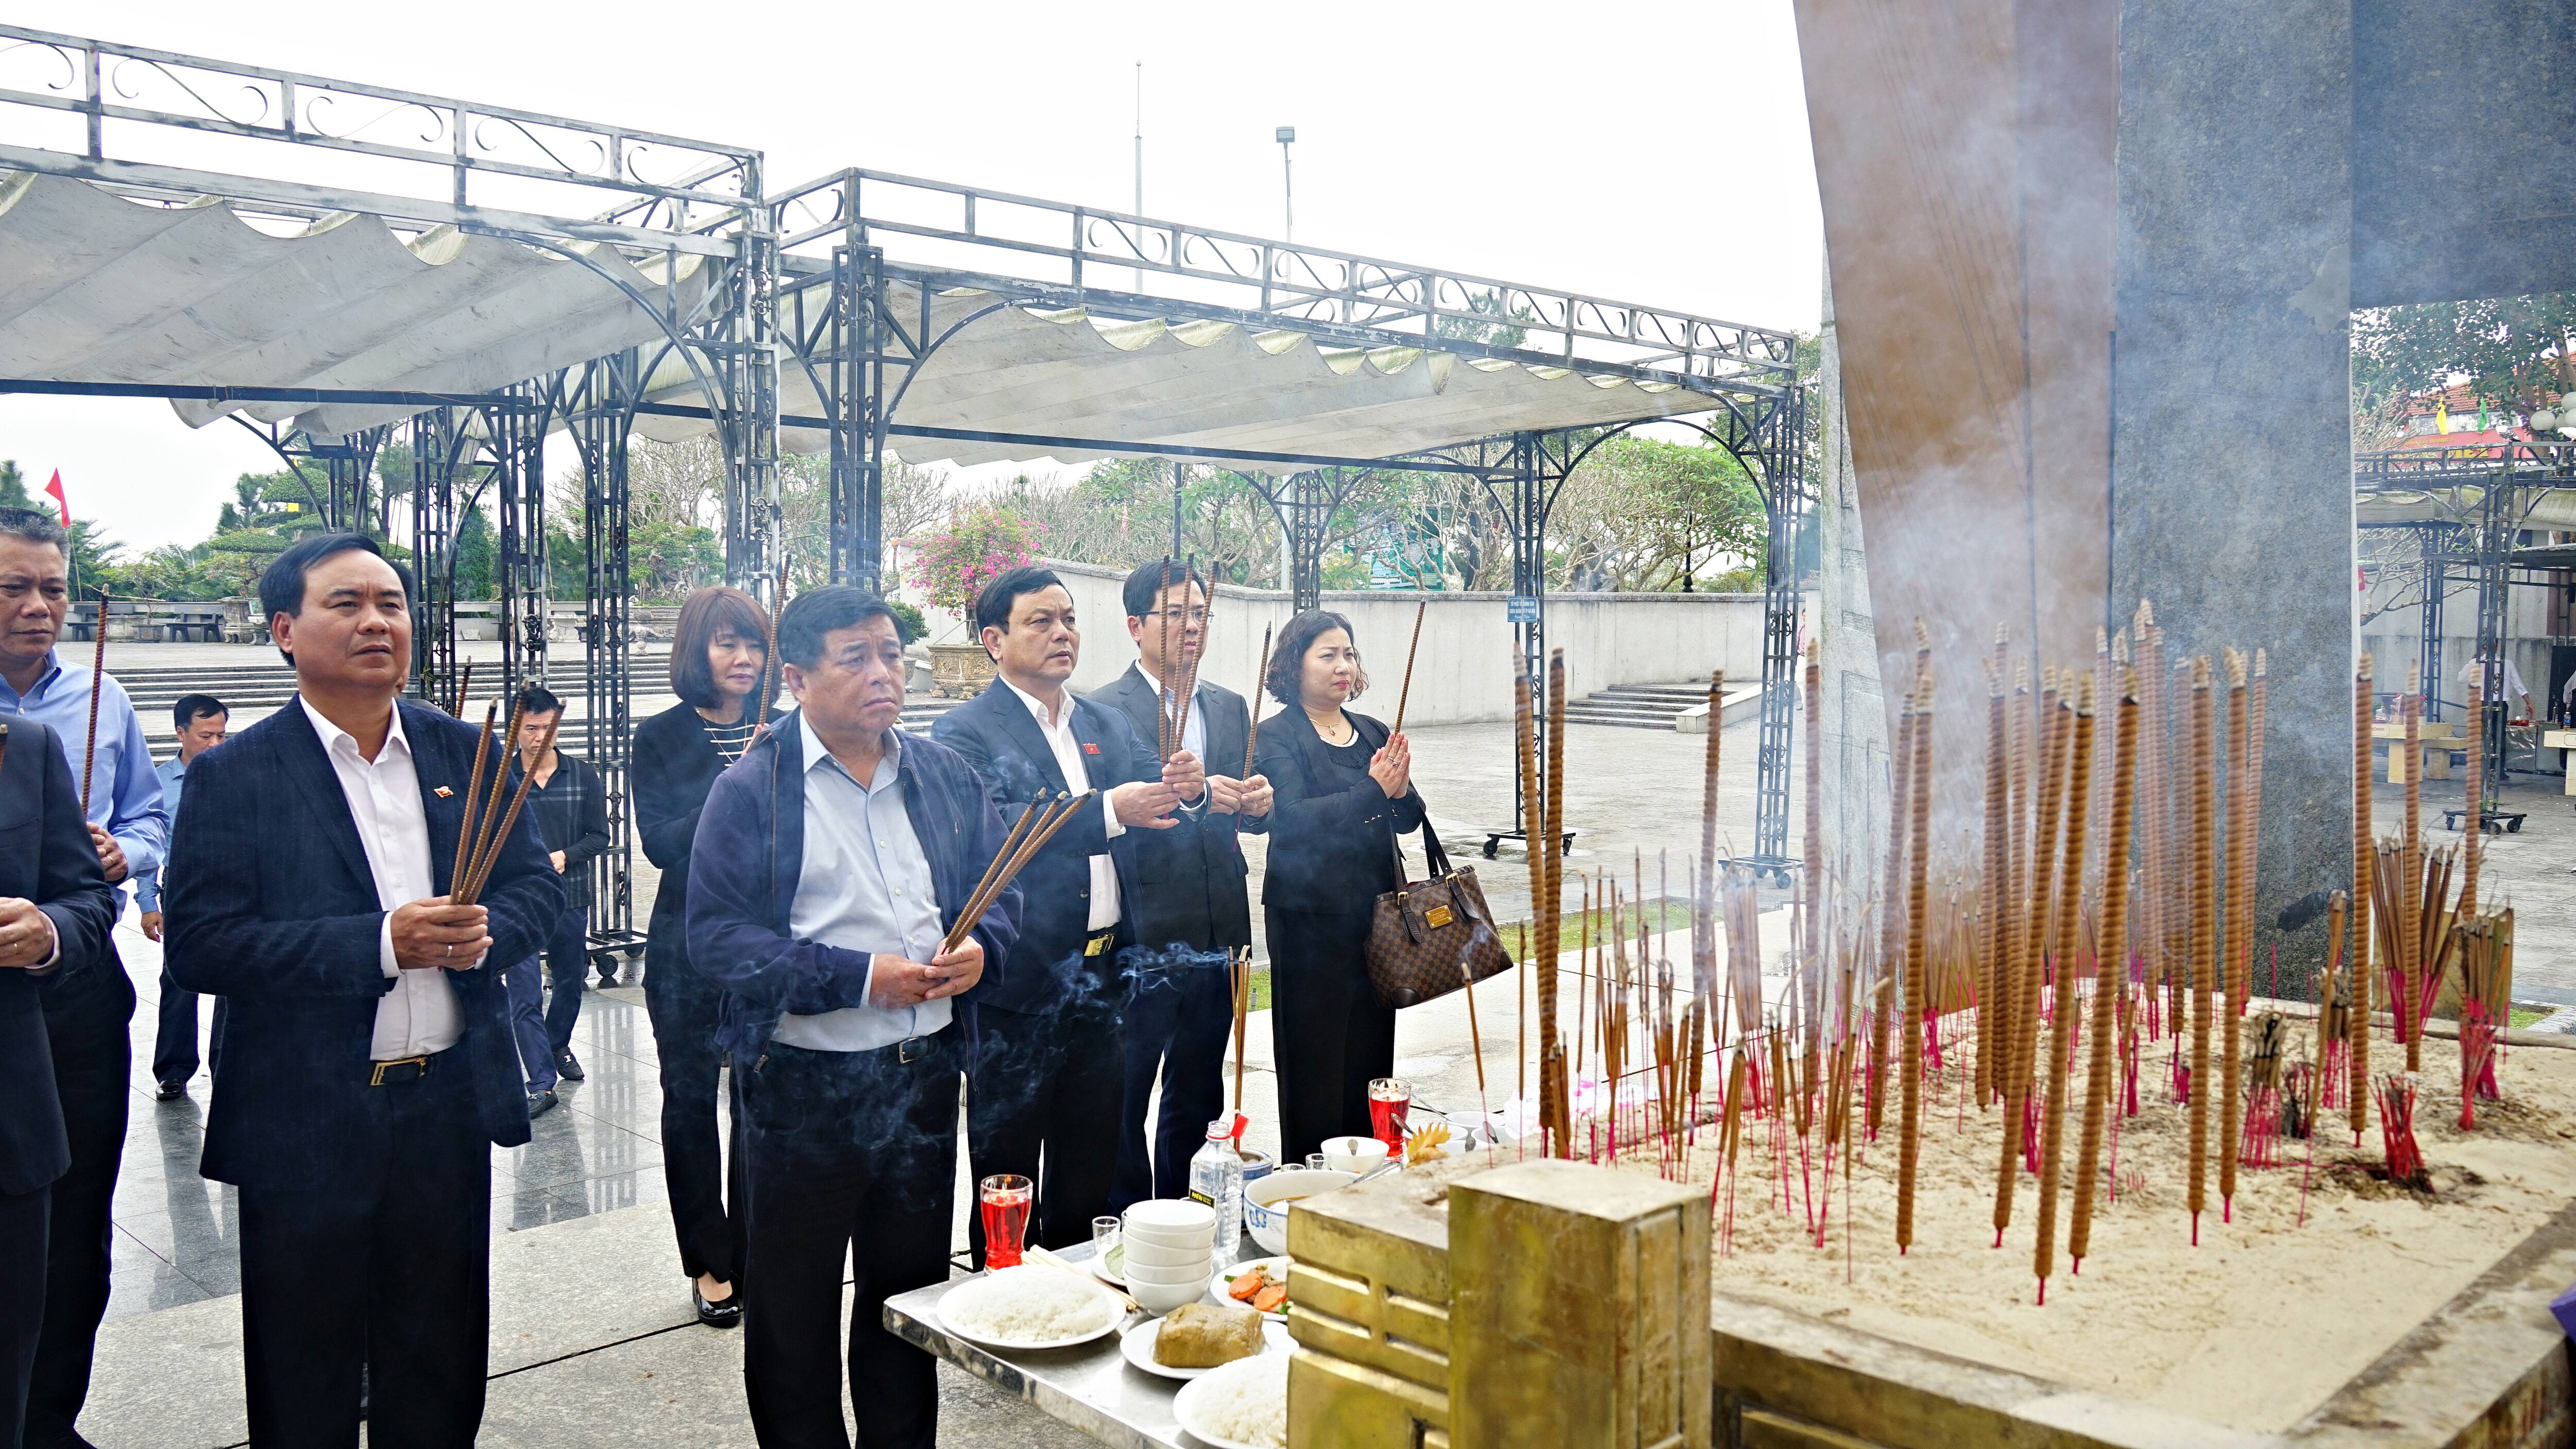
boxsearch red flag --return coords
[41,471,69,527]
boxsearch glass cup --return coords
[1306,1153,1329,1171]
[978,1174,1034,1269]
[1367,1078,1412,1156]
[1092,1215,1120,1262]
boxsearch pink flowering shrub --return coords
[916,504,1045,615]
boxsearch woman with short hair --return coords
[633,585,770,1327]
[1251,609,1427,1164]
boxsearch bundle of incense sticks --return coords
[2186,657,2214,1242]
[2463,662,2485,910]
[2454,909,2513,1123]
[2218,651,2248,1220]
[2400,662,2424,1070]
[452,699,548,907]
[2350,658,2375,1136]
[2375,1072,2422,1182]
[1996,671,2069,1233]
[1391,596,1427,735]
[939,790,1100,953]
[79,586,108,813]
[2068,668,2139,1274]
[2032,672,2094,1300]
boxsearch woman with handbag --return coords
[1254,609,1427,1164]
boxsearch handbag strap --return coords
[1391,813,1452,888]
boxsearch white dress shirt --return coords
[1001,676,1124,932]
[1131,661,1206,763]
[299,698,461,1060]
[770,715,952,1052]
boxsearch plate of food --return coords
[1212,1256,1291,1320]
[933,1265,1127,1353]
[1118,1303,1290,1381]
[1172,1352,1289,1449]
[1090,1239,1126,1288]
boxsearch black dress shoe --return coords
[155,1079,187,1101]
[693,1282,743,1329]
[556,1051,586,1082]
[527,1088,560,1117]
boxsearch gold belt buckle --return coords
[1084,932,1112,957]
[369,1055,428,1087]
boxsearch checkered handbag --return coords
[1365,820,1513,1009]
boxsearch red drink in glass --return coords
[978,1174,1033,1268]
[1367,1078,1411,1156]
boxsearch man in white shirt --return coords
[932,566,1198,1259]
[163,533,564,1448]
[686,586,1019,1448]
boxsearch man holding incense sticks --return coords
[0,506,166,1449]
[1091,559,1273,1206]
[685,586,1016,1447]
[163,532,563,1447]
[934,565,1199,1257]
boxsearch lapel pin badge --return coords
[434,786,454,797]
[1082,741,1100,755]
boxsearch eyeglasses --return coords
[1143,609,1210,625]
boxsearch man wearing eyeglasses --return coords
[1089,560,1272,1208]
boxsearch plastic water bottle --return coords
[1186,1118,1245,1260]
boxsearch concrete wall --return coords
[911,560,1767,727]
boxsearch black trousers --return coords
[28,953,131,1448]
[1265,905,1396,1166]
[739,1035,958,1449]
[235,1049,491,1449]
[0,1184,45,1449]
[150,962,198,1085]
[1113,953,1233,1207]
[643,944,743,1286]
[968,996,1123,1265]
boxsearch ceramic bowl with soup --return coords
[1242,1168,1358,1257]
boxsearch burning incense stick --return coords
[2463,661,2483,910]
[1896,650,1933,1254]
[2070,669,2138,1272]
[2187,658,2215,1241]
[1231,947,1252,1115]
[962,797,1045,927]
[1515,658,1549,1137]
[1978,631,2008,1110]
[1545,649,1571,1153]
[1991,663,2048,1243]
[2400,661,2423,1071]
[1392,596,1427,736]
[455,700,498,890]
[942,792,1098,954]
[1243,623,1274,778]
[2351,658,2374,1135]
[2219,651,2248,1219]
[457,713,556,905]
[1805,639,1823,977]
[461,695,527,900]
[1171,562,1213,759]
[2033,672,2096,1300]
[79,587,108,813]
[1156,557,1175,759]
[448,660,474,718]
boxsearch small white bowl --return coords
[1122,1257,1213,1289]
[1130,1274,1207,1315]
[1122,1200,1217,1248]
[1120,1234,1213,1270]
[1320,1136,1390,1176]
[1242,1168,1358,1257]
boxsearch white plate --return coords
[1090,1239,1125,1288]
[1172,1356,1291,1449]
[931,1273,1127,1353]
[1118,1316,1292,1380]
[1208,1256,1292,1321]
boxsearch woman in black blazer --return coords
[632,585,769,1328]
[1252,609,1425,1165]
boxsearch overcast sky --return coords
[2,1,1823,553]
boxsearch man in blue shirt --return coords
[0,507,168,1449]
[139,693,227,1100]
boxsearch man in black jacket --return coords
[931,566,1197,1254]
[164,533,564,1448]
[1088,560,1274,1205]
[0,720,118,1449]
[500,684,611,1114]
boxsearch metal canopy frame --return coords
[0,24,1820,925]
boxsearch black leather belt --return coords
[368,1051,440,1086]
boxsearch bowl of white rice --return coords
[1172,1352,1288,1449]
[934,1266,1125,1351]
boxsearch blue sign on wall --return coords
[1505,595,1539,623]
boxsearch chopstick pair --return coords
[451,697,551,907]
[939,790,1100,954]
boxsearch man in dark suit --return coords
[163,533,564,1448]
[931,566,1198,1254]
[0,720,118,1449]
[1088,560,1274,1206]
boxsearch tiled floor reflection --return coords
[110,912,725,1323]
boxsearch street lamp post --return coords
[1275,125,1296,243]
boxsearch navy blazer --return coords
[685,710,1021,1062]
[1085,666,1263,952]
[163,698,566,1191]
[0,719,118,1197]
[930,677,1159,1015]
